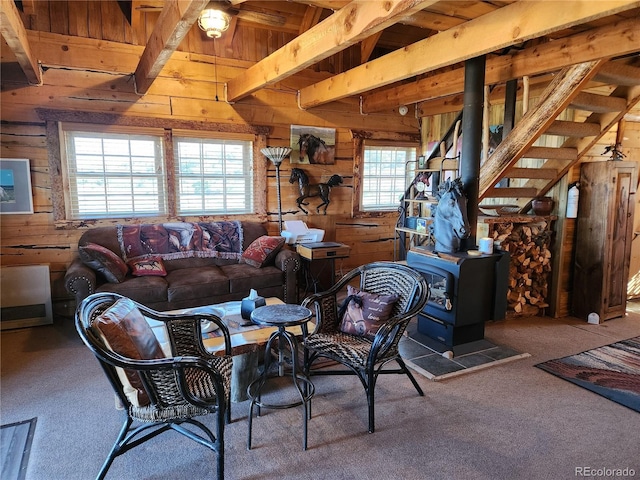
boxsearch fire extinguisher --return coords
[566,181,579,218]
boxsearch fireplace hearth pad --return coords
[400,320,530,381]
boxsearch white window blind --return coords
[64,131,166,219]
[174,137,253,215]
[362,145,416,211]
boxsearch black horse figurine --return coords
[429,178,470,253]
[297,133,335,165]
[289,168,342,215]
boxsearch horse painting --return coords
[289,168,342,215]
[429,178,470,253]
[297,133,335,165]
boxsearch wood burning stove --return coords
[407,247,509,353]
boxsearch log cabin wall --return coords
[0,3,418,314]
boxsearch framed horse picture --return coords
[290,125,336,165]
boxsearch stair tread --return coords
[570,91,627,113]
[594,62,640,87]
[545,120,601,137]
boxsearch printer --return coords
[281,220,325,245]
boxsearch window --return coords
[361,145,416,211]
[63,130,166,219]
[174,137,253,215]
[61,125,256,220]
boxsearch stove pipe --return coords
[460,56,486,250]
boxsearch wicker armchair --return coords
[302,262,429,433]
[75,292,232,480]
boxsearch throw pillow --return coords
[339,285,400,340]
[241,235,285,268]
[128,256,167,277]
[94,297,166,407]
[79,243,128,283]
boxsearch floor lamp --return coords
[261,147,291,234]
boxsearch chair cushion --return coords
[79,243,129,283]
[241,235,285,268]
[95,297,166,407]
[128,256,167,276]
[339,285,399,340]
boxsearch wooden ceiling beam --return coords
[364,16,640,113]
[0,0,41,85]
[299,0,640,109]
[134,0,209,94]
[360,31,383,63]
[225,0,439,103]
[298,5,323,34]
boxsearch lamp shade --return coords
[198,8,231,39]
[261,147,291,166]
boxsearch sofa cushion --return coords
[97,276,168,306]
[79,243,128,283]
[241,236,285,268]
[221,264,284,295]
[166,266,229,303]
[94,297,166,407]
[128,256,167,277]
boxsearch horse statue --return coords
[289,168,343,215]
[297,133,335,165]
[429,178,470,253]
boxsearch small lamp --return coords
[261,147,291,234]
[197,6,231,39]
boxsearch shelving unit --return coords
[395,156,459,260]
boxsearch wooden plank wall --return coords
[0,24,418,314]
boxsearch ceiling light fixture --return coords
[197,7,231,39]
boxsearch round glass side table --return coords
[246,304,314,451]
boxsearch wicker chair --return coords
[75,292,232,480]
[302,262,429,433]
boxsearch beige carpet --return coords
[1,310,639,480]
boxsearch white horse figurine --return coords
[429,178,470,253]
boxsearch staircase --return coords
[479,58,640,209]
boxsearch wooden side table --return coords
[296,242,350,296]
[246,304,314,451]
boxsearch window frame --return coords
[351,133,420,217]
[172,131,255,216]
[61,124,167,220]
[45,113,269,227]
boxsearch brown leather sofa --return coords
[64,221,300,311]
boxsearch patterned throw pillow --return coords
[79,243,129,283]
[339,285,400,340]
[241,236,285,268]
[94,297,166,407]
[128,256,167,277]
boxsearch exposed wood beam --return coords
[225,0,438,103]
[364,16,640,113]
[479,61,604,198]
[298,5,323,34]
[299,1,640,109]
[134,0,209,94]
[0,0,41,85]
[131,0,150,46]
[360,31,383,63]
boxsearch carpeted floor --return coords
[2,311,640,479]
[400,321,530,380]
[535,336,640,413]
[0,418,36,480]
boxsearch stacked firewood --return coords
[492,221,553,316]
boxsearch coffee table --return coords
[148,298,307,402]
